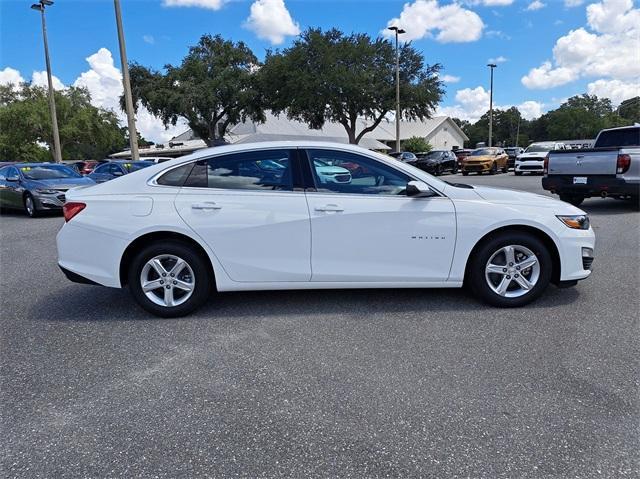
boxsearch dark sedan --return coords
[0,163,95,217]
[88,160,154,183]
[414,150,459,175]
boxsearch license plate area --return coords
[573,176,587,185]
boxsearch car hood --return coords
[471,185,574,208]
[317,166,350,175]
[28,177,95,189]
[465,155,494,162]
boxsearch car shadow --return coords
[31,282,582,323]
[579,198,640,215]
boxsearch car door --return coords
[173,148,312,283]
[4,167,23,209]
[303,148,457,283]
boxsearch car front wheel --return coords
[128,240,213,317]
[24,193,39,218]
[468,232,552,307]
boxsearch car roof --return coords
[13,162,70,167]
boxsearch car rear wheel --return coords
[128,240,213,317]
[468,232,552,307]
[559,194,584,207]
[501,164,508,173]
[489,162,497,175]
[23,193,38,218]
[514,171,523,176]
[462,171,469,176]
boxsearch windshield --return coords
[422,151,445,160]
[19,165,82,180]
[525,144,554,153]
[123,162,153,172]
[470,148,495,156]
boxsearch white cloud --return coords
[488,56,508,64]
[143,35,155,45]
[438,86,546,122]
[587,79,640,105]
[162,0,227,10]
[486,30,511,39]
[31,71,65,90]
[73,48,186,143]
[0,67,24,88]
[466,0,513,5]
[526,0,546,10]
[384,0,484,43]
[244,0,300,45]
[565,0,584,6]
[441,75,461,83]
[522,0,640,89]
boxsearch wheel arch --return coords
[463,225,561,285]
[119,231,216,288]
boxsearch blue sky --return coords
[1,0,638,141]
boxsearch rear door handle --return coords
[191,202,222,210]
[315,204,344,212]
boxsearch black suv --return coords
[414,150,459,176]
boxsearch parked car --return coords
[88,160,154,183]
[414,150,458,175]
[515,142,566,176]
[140,157,174,164]
[542,125,639,206]
[453,149,473,167]
[461,147,509,175]
[57,141,595,317]
[313,159,352,184]
[389,151,418,164]
[0,163,95,217]
[504,147,525,169]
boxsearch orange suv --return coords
[462,147,509,175]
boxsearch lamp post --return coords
[388,26,405,153]
[31,0,62,163]
[114,0,139,161]
[487,63,497,147]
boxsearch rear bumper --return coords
[59,265,100,285]
[542,175,640,197]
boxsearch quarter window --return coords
[184,149,295,191]
[157,163,195,186]
[306,149,411,196]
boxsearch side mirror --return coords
[406,180,437,198]
[112,170,124,177]
[6,175,19,182]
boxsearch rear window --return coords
[595,128,640,148]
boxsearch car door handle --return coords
[191,202,222,210]
[315,204,344,212]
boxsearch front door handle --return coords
[315,204,344,212]
[191,202,222,210]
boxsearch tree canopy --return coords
[0,84,126,162]
[127,34,264,147]
[454,94,637,147]
[402,136,432,153]
[259,28,444,145]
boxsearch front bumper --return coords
[462,162,492,172]
[33,191,66,210]
[515,161,544,173]
[556,227,596,282]
[542,175,640,198]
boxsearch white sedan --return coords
[57,142,595,317]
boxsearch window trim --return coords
[300,147,445,199]
[149,147,303,193]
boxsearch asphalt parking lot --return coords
[1,172,638,478]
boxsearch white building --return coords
[111,112,468,158]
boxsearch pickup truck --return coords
[542,125,640,206]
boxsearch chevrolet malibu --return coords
[56,142,595,317]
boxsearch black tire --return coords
[559,194,584,207]
[434,165,441,176]
[128,240,213,318]
[23,193,39,218]
[452,163,458,174]
[468,232,553,308]
[489,162,497,175]
[514,171,523,176]
[462,171,469,176]
[502,165,508,173]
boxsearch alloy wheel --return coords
[140,254,195,307]
[484,245,540,298]
[25,196,34,217]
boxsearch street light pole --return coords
[388,26,405,153]
[487,63,497,147]
[114,0,140,161]
[31,0,62,163]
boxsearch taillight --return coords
[617,154,631,174]
[63,202,86,222]
[543,154,549,175]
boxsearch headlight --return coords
[557,215,590,230]
[34,188,58,195]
